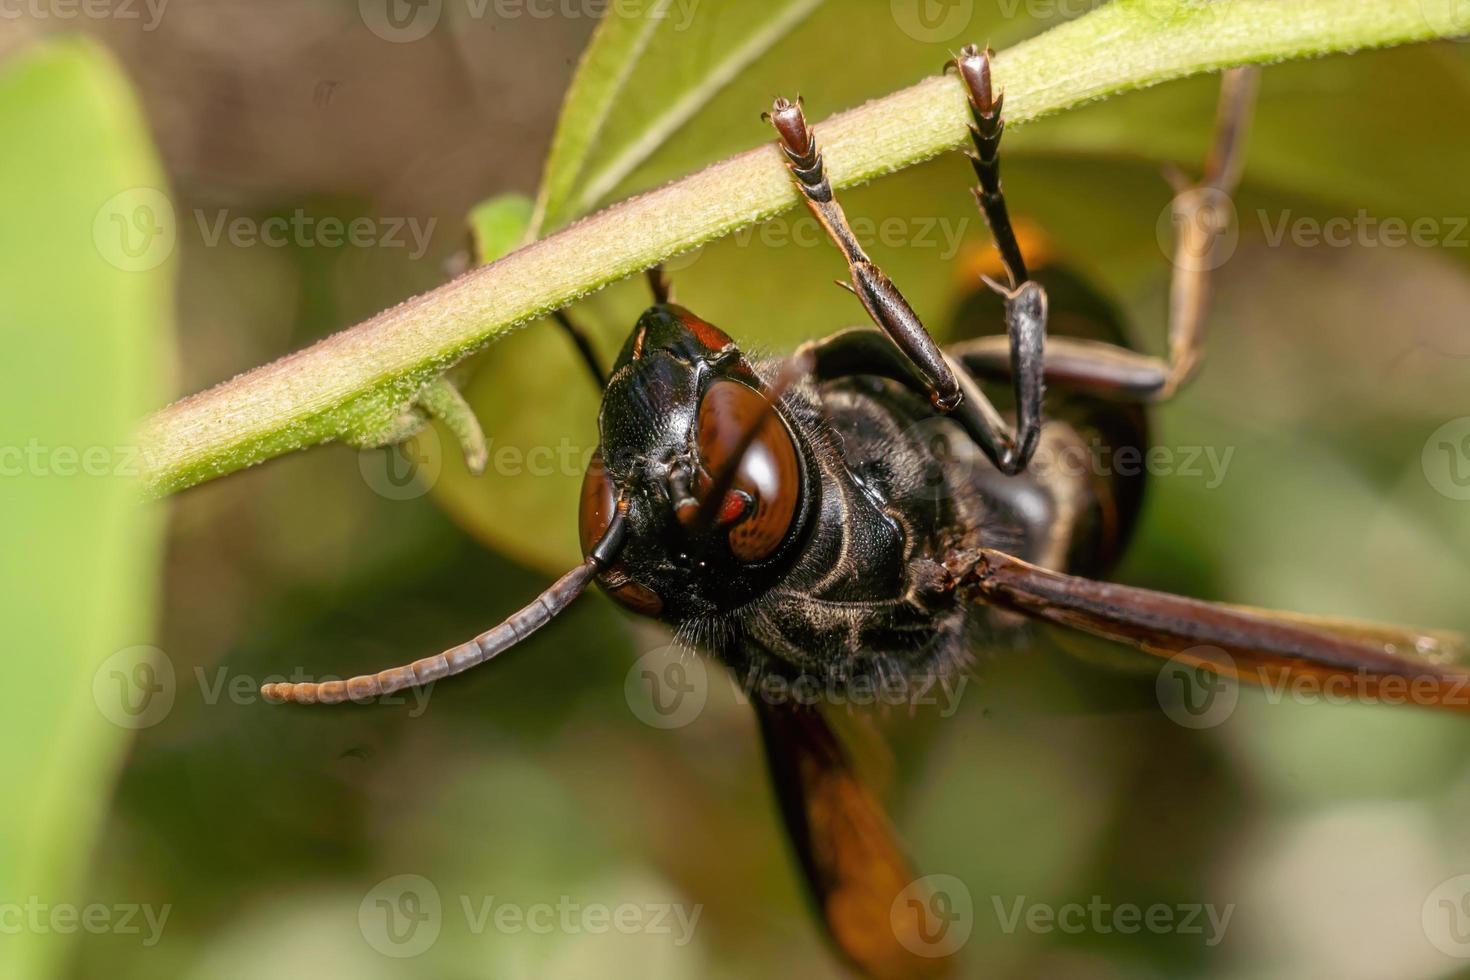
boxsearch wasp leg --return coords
[764,96,960,412]
[796,327,1038,473]
[947,44,1047,472]
[550,263,674,390]
[767,95,1039,474]
[550,309,607,388]
[646,263,674,305]
[952,44,1027,288]
[950,65,1260,403]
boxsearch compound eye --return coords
[696,380,800,562]
[579,453,663,616]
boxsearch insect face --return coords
[577,303,814,622]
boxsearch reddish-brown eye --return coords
[697,380,801,562]
[579,453,663,616]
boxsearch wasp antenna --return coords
[264,507,628,706]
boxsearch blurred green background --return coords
[3,1,1470,978]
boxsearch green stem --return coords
[137,0,1469,496]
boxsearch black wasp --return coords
[266,47,1470,979]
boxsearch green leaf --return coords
[528,0,823,236]
[0,38,173,980]
[470,192,535,264]
[527,11,663,237]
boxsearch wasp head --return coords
[577,304,815,621]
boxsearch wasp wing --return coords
[753,697,955,980]
[974,548,1470,710]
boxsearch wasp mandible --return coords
[264,47,1469,980]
